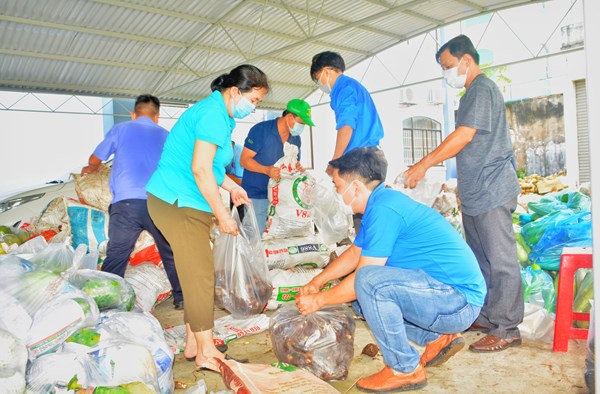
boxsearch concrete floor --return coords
[154,301,589,394]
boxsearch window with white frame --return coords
[403,117,443,166]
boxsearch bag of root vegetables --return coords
[269,304,355,380]
[213,207,271,318]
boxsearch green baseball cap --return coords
[286,99,315,127]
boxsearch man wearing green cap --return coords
[240,98,315,234]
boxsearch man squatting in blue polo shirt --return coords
[295,147,486,393]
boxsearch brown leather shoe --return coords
[420,333,464,367]
[356,364,427,392]
[468,322,491,332]
[469,334,522,353]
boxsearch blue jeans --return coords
[353,265,480,373]
[247,198,269,235]
[101,199,183,303]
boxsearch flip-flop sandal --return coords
[185,344,229,361]
[194,354,249,371]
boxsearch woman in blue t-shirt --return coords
[146,65,269,368]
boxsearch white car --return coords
[0,180,77,227]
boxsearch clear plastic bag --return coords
[0,328,28,393]
[28,241,76,273]
[213,208,272,318]
[26,351,93,392]
[393,173,441,208]
[124,263,172,312]
[26,291,100,360]
[87,341,160,392]
[270,304,355,380]
[66,269,136,311]
[308,181,351,245]
[94,312,174,394]
[521,266,556,312]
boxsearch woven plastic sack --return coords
[64,198,109,254]
[262,234,330,270]
[266,267,323,310]
[213,208,271,318]
[203,358,340,394]
[264,143,316,240]
[270,304,355,380]
[72,165,113,211]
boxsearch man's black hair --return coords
[328,147,387,187]
[435,34,480,65]
[310,51,346,81]
[134,94,160,115]
[282,109,290,117]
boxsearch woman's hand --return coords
[218,213,239,236]
[230,186,250,207]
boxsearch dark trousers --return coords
[101,199,183,303]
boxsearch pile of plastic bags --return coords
[0,237,174,393]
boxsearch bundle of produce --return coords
[270,305,355,380]
[213,208,271,318]
[67,269,136,312]
[521,264,556,312]
[518,173,567,195]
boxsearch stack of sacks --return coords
[262,143,333,310]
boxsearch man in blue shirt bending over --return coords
[310,51,385,232]
[296,147,486,392]
[81,94,183,310]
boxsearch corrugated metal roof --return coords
[0,0,541,108]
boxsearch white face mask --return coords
[443,57,468,89]
[317,70,332,94]
[338,182,356,216]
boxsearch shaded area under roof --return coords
[0,0,541,109]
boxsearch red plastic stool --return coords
[553,247,593,352]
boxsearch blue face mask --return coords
[231,93,255,119]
